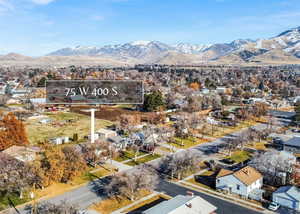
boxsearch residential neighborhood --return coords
[0,62,299,214]
[1,1,300,214]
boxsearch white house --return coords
[272,186,300,211]
[97,128,117,139]
[50,136,70,145]
[216,166,263,199]
[143,195,217,214]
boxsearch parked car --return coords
[268,202,280,211]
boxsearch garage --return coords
[272,186,300,211]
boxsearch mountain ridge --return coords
[1,26,300,66]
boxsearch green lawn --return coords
[168,137,208,149]
[125,154,161,166]
[248,141,268,151]
[114,150,148,162]
[0,193,30,211]
[226,151,251,163]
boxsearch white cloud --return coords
[30,0,56,5]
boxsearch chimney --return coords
[186,191,194,197]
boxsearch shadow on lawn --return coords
[194,172,217,189]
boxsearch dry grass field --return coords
[25,112,112,144]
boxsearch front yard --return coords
[90,189,151,214]
[114,150,148,162]
[186,170,216,190]
[225,150,251,163]
[168,137,209,149]
[125,154,161,166]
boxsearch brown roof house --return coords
[2,145,40,162]
[216,166,264,200]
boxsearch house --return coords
[2,146,40,162]
[50,136,70,145]
[272,186,300,211]
[216,87,227,94]
[39,118,52,124]
[281,136,300,154]
[97,128,117,139]
[143,195,217,214]
[216,166,263,199]
[108,135,128,149]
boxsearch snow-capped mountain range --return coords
[47,27,300,64]
[1,26,300,66]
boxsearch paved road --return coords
[17,179,263,214]
[158,180,262,214]
[14,122,273,214]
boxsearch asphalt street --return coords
[157,180,262,214]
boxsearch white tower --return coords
[90,109,96,143]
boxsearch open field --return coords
[25,112,112,144]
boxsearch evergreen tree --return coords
[143,91,165,112]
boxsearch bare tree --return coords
[249,150,296,186]
[28,201,81,214]
[0,95,9,106]
[106,166,158,201]
[159,151,202,179]
[223,137,239,156]
[0,153,38,199]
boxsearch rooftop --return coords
[283,136,300,148]
[217,166,262,186]
[274,186,300,201]
[143,195,217,214]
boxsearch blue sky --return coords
[0,0,300,56]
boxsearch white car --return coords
[268,202,280,211]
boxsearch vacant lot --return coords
[71,106,142,121]
[25,112,112,144]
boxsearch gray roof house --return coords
[272,186,300,211]
[281,136,300,154]
[143,195,217,214]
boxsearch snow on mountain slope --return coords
[46,26,300,64]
